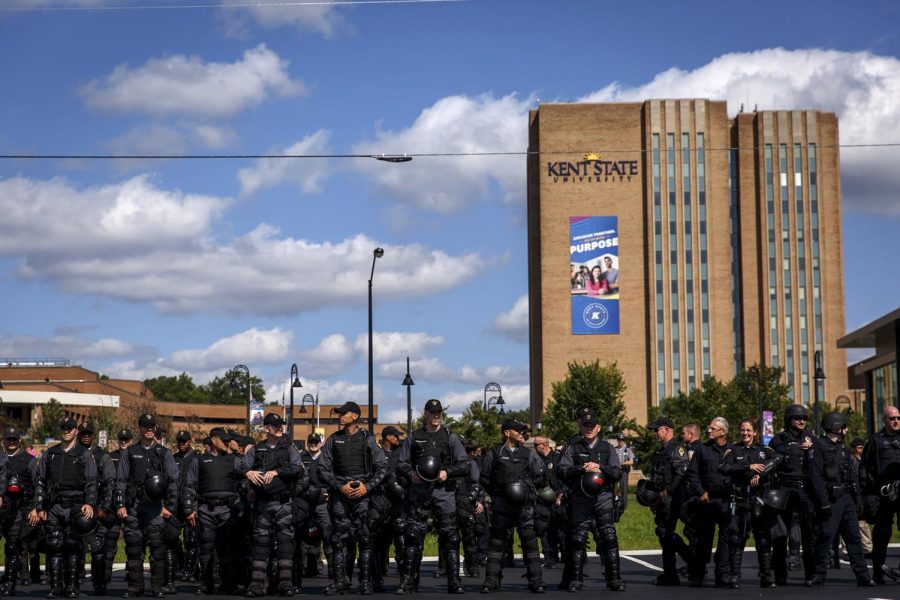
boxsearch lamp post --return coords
[483,382,505,417]
[402,357,414,434]
[230,364,252,435]
[368,247,384,432]
[814,350,826,436]
[288,364,302,441]
[300,393,317,442]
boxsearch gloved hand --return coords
[818,504,832,520]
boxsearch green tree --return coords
[144,373,208,403]
[541,360,635,445]
[452,401,504,450]
[30,398,66,442]
[200,369,266,405]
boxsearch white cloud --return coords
[0,333,149,361]
[490,294,528,342]
[354,331,445,362]
[219,2,346,38]
[189,124,238,150]
[456,365,529,385]
[79,44,304,118]
[164,327,292,372]
[0,174,228,258]
[237,130,332,197]
[0,177,489,315]
[438,384,530,418]
[299,334,357,379]
[353,93,533,213]
[578,48,900,215]
[378,357,454,382]
[107,124,189,157]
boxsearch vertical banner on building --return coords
[249,401,265,432]
[761,410,774,445]
[570,216,620,334]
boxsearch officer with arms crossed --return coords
[479,419,547,594]
[558,409,625,592]
[0,427,38,596]
[242,413,303,597]
[182,427,245,596]
[35,417,97,599]
[396,399,469,595]
[116,414,180,599]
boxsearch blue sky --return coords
[1,0,898,423]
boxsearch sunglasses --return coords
[888,416,900,422]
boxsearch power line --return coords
[1,143,899,161]
[0,0,468,12]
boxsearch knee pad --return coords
[599,526,617,544]
[570,529,590,549]
[519,528,538,544]
[45,529,65,553]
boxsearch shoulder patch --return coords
[677,447,685,457]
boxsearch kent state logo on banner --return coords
[572,296,620,334]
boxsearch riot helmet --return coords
[72,513,99,536]
[579,471,605,497]
[144,474,167,501]
[6,475,23,496]
[415,455,441,482]
[821,411,848,434]
[385,479,406,502]
[635,479,659,507]
[762,488,788,511]
[535,485,557,506]
[502,481,528,507]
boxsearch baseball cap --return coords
[616,433,626,441]
[580,411,600,427]
[209,427,228,441]
[334,401,361,416]
[424,399,443,414]
[649,416,675,430]
[850,438,865,448]
[381,425,404,439]
[501,419,527,433]
[117,429,133,441]
[574,406,594,421]
[3,427,21,440]
[78,422,94,435]
[59,417,77,431]
[263,413,284,427]
[307,433,322,445]
[138,414,156,428]
[175,430,191,443]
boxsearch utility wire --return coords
[1,143,899,160]
[0,0,468,12]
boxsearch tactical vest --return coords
[109,449,123,474]
[872,430,900,484]
[251,439,293,496]
[331,430,371,478]
[197,454,237,497]
[488,445,532,492]
[126,443,168,486]
[650,438,687,490]
[726,443,768,487]
[820,439,853,486]
[45,444,88,495]
[410,427,453,467]
[7,450,35,502]
[770,429,813,480]
[569,437,612,469]
[301,451,321,487]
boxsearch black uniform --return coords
[298,449,332,579]
[102,447,127,586]
[116,441,180,597]
[808,435,871,585]
[719,442,780,587]
[456,459,485,577]
[861,426,900,583]
[396,426,469,594]
[685,438,733,586]
[769,427,817,583]
[372,445,408,590]
[647,438,691,584]
[173,448,199,583]
[241,436,303,596]
[559,435,624,591]
[0,448,38,596]
[534,449,563,566]
[319,428,388,595]
[86,446,117,594]
[35,442,98,599]
[182,450,245,595]
[480,443,546,592]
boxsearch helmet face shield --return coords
[415,456,441,482]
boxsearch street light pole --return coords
[300,393,315,442]
[368,247,384,432]
[230,364,251,435]
[402,357,414,434]
[483,382,505,420]
[814,350,826,436]
[289,364,302,441]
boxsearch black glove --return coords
[818,504,832,520]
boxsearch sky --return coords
[1,0,899,424]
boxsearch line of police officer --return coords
[637,406,890,588]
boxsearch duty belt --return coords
[55,495,85,507]
[200,495,236,508]
[781,479,805,489]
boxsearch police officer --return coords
[102,430,132,588]
[457,440,486,578]
[319,401,388,595]
[685,416,733,587]
[78,423,117,596]
[172,431,199,585]
[182,427,245,596]
[0,427,38,596]
[480,419,546,594]
[116,414,180,599]
[719,418,781,588]
[532,435,563,568]
[35,417,97,599]
[299,433,332,580]
[769,404,817,585]
[242,413,303,597]
[862,405,900,584]
[559,410,625,592]
[372,426,407,592]
[807,412,875,587]
[641,416,690,586]
[396,399,469,595]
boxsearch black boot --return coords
[446,547,464,594]
[757,549,776,588]
[182,545,199,583]
[92,553,108,595]
[3,551,22,596]
[47,555,64,599]
[163,550,177,594]
[567,549,585,592]
[64,553,80,599]
[324,546,348,596]
[124,559,144,597]
[728,546,743,589]
[358,550,373,596]
[557,555,574,591]
[395,543,418,596]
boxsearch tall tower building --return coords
[527,100,847,425]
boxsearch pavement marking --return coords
[620,555,663,571]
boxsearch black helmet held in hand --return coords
[415,455,441,482]
[635,479,658,507]
[821,411,848,433]
[6,475,23,496]
[144,474,167,501]
[385,479,406,502]
[762,488,788,511]
[536,486,557,506]
[502,481,528,507]
[579,471,605,497]
[72,513,99,536]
